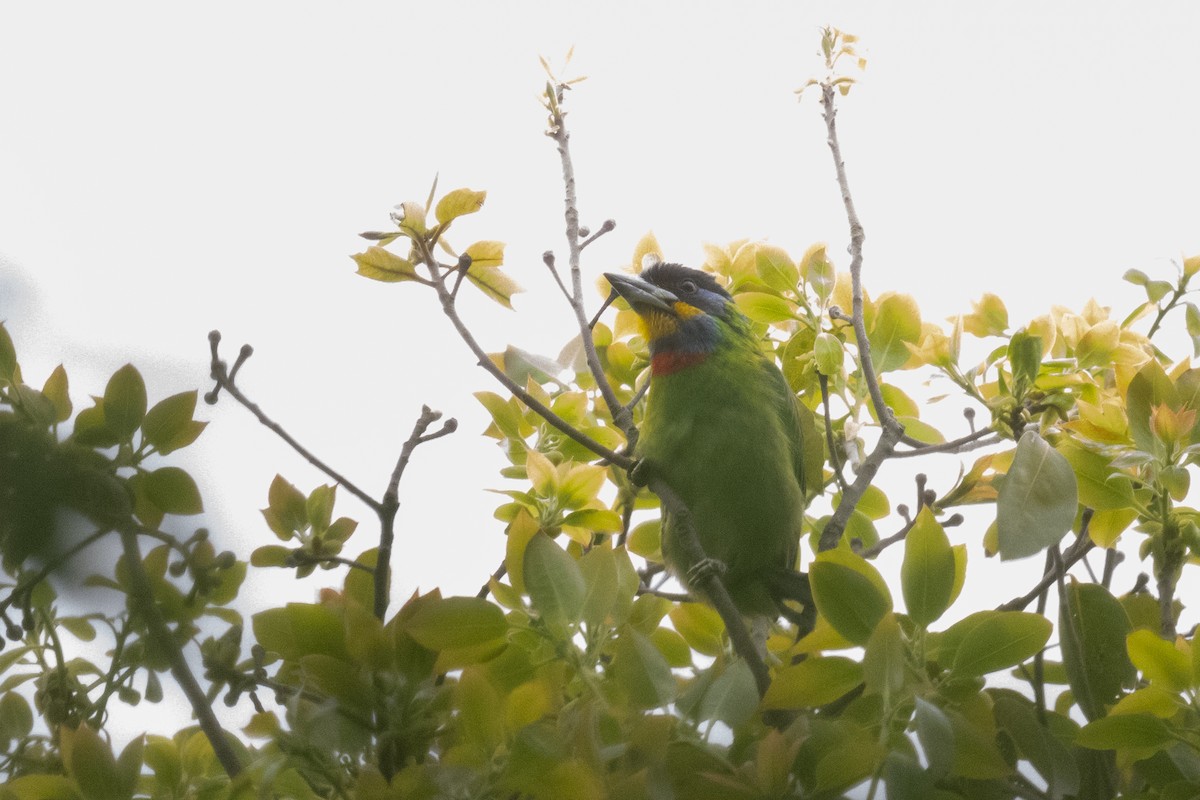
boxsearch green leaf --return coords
[579,546,618,629]
[0,323,18,383]
[3,775,82,800]
[144,467,203,515]
[1145,279,1173,303]
[1058,442,1135,511]
[403,596,506,652]
[1126,360,1180,454]
[867,293,921,372]
[142,391,204,454]
[306,484,335,534]
[697,660,759,728]
[64,723,128,800]
[252,603,349,661]
[810,550,892,645]
[762,656,863,709]
[946,707,1011,779]
[352,246,421,283]
[463,240,505,269]
[1185,304,1200,357]
[1060,581,1135,720]
[250,545,290,567]
[103,364,147,440]
[610,629,676,708]
[1007,331,1043,398]
[1076,713,1175,750]
[434,188,486,224]
[813,332,843,376]
[42,365,72,423]
[801,243,835,304]
[913,698,955,780]
[949,611,1051,677]
[669,603,725,657]
[734,292,795,324]
[1126,629,1192,692]
[523,533,585,629]
[0,691,33,741]
[1123,268,1150,286]
[862,613,906,697]
[59,617,96,642]
[991,693,1080,797]
[755,245,799,293]
[901,508,956,627]
[997,429,1077,560]
[466,262,521,308]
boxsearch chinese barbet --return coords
[605,262,823,628]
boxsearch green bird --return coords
[605,262,823,628]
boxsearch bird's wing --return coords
[766,362,824,503]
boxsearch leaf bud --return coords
[6,624,21,641]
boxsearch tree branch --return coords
[206,333,382,514]
[819,420,904,551]
[375,406,456,620]
[998,512,1095,612]
[118,523,242,778]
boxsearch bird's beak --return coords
[603,272,678,314]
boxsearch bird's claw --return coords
[687,557,727,587]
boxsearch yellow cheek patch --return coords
[639,310,679,341]
[672,302,703,319]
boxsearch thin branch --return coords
[998,512,1095,612]
[206,332,382,514]
[818,374,848,492]
[819,420,904,551]
[819,82,898,440]
[419,243,632,470]
[375,406,456,620]
[892,429,1000,458]
[476,561,508,600]
[118,523,242,778]
[0,528,109,614]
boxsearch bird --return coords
[604,261,822,630]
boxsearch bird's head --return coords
[604,263,742,376]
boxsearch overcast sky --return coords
[3,3,1199,642]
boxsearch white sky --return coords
[2,1,1200,734]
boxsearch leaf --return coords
[0,323,18,382]
[103,364,147,440]
[1126,360,1180,454]
[352,246,421,283]
[0,691,33,741]
[1060,582,1135,720]
[862,613,905,697]
[252,603,348,661]
[868,292,922,372]
[144,467,203,515]
[669,603,725,657]
[523,533,585,629]
[997,430,1077,560]
[762,656,863,709]
[697,660,759,727]
[42,365,72,423]
[755,245,799,293]
[800,243,835,303]
[1126,629,1192,692]
[1007,331,1043,398]
[949,611,1051,677]
[64,723,128,800]
[1058,442,1134,511]
[900,509,955,629]
[913,698,955,780]
[962,293,1008,337]
[813,332,843,376]
[142,391,202,454]
[809,550,892,645]
[466,263,521,308]
[578,546,618,629]
[463,240,505,269]
[434,188,486,224]
[1187,304,1200,357]
[734,292,795,324]
[403,596,506,651]
[1075,713,1174,750]
[610,629,676,708]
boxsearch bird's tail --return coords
[766,568,816,638]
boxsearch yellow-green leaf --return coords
[435,188,486,224]
[353,246,420,283]
[464,240,505,269]
[901,508,955,627]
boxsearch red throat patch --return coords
[651,351,709,376]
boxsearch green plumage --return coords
[606,264,822,621]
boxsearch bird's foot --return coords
[628,458,653,487]
[686,557,727,588]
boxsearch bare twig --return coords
[892,429,1000,458]
[998,511,1095,612]
[476,562,508,600]
[206,332,382,514]
[818,374,848,492]
[375,406,457,620]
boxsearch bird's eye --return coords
[680,280,698,294]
